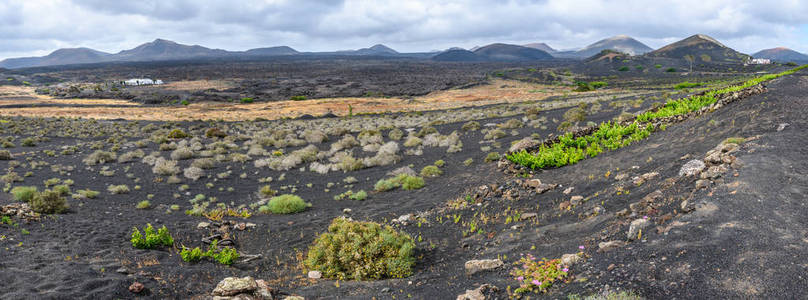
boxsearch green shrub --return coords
[374,178,399,192]
[240,97,254,103]
[374,174,425,192]
[167,129,189,139]
[30,189,69,214]
[665,67,677,72]
[420,165,442,177]
[304,217,415,280]
[21,138,36,147]
[399,175,425,190]
[52,184,71,196]
[334,190,368,201]
[11,186,37,202]
[485,152,501,162]
[462,121,481,131]
[259,185,276,198]
[205,128,227,138]
[263,194,310,214]
[131,224,173,249]
[181,100,189,106]
[463,158,474,166]
[674,81,703,89]
[618,66,629,72]
[180,240,240,265]
[654,64,662,69]
[290,96,307,101]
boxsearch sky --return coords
[1,0,807,59]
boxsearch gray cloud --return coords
[1,0,807,60]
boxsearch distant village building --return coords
[123,78,164,86]
[746,58,771,65]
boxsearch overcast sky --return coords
[1,0,807,59]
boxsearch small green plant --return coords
[420,165,442,177]
[674,81,703,89]
[374,174,425,192]
[511,254,569,294]
[290,95,307,101]
[654,64,662,69]
[136,200,151,209]
[75,189,100,199]
[304,217,415,280]
[107,184,130,194]
[665,67,677,72]
[434,159,445,167]
[130,224,173,249]
[259,185,276,197]
[334,190,368,201]
[618,66,629,72]
[180,240,240,265]
[463,158,474,166]
[485,152,500,162]
[723,137,746,144]
[11,186,37,202]
[261,194,310,214]
[240,97,254,103]
[181,100,189,106]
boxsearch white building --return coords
[748,58,772,65]
[124,78,164,86]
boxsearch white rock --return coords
[627,218,650,240]
[465,259,504,275]
[561,253,582,267]
[212,277,257,297]
[679,159,706,177]
[307,270,322,279]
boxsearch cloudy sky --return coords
[1,0,807,59]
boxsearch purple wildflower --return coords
[532,279,541,286]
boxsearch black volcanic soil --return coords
[0,69,806,299]
[1,58,571,104]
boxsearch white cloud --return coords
[0,0,807,59]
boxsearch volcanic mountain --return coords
[472,43,553,61]
[0,48,111,69]
[431,49,488,62]
[522,43,557,53]
[575,35,653,57]
[243,46,299,56]
[752,47,808,62]
[112,39,229,61]
[646,34,750,63]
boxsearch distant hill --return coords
[523,43,557,53]
[585,49,630,62]
[113,39,229,61]
[354,44,398,55]
[646,34,750,63]
[575,35,653,57]
[0,48,111,69]
[244,46,299,56]
[432,49,488,62]
[472,43,553,61]
[752,47,808,62]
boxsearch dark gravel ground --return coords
[0,69,805,299]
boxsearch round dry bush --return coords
[304,217,415,280]
[264,194,310,214]
[170,147,194,160]
[0,150,12,160]
[152,158,180,175]
[183,166,205,181]
[30,189,69,214]
[83,150,117,166]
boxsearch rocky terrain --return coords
[0,57,805,300]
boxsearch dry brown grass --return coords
[0,80,573,121]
